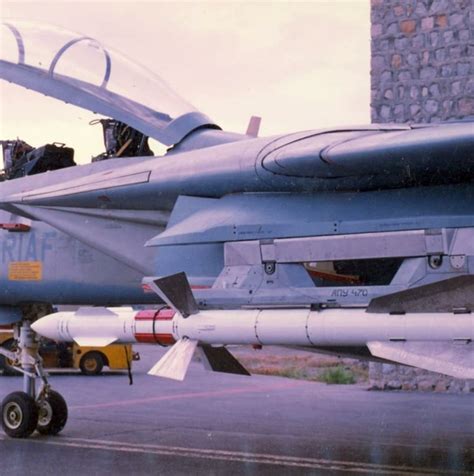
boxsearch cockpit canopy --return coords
[0,21,218,146]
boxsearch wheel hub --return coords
[3,402,23,430]
[38,401,53,426]
[84,359,97,371]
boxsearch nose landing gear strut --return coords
[0,318,68,438]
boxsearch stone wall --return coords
[369,0,473,392]
[369,362,472,392]
[371,0,473,123]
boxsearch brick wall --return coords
[371,0,473,123]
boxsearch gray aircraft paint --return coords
[0,210,158,310]
[0,21,473,318]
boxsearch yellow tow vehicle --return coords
[0,331,139,375]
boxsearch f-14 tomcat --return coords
[0,21,473,438]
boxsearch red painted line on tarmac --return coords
[69,381,304,410]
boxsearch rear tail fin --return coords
[148,338,198,380]
[199,345,250,376]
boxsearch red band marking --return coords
[135,310,157,320]
[135,309,175,321]
[135,333,175,345]
[134,309,176,345]
[156,309,175,320]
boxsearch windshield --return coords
[0,21,216,145]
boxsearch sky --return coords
[0,1,370,163]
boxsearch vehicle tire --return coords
[1,339,20,376]
[79,351,104,375]
[37,390,68,435]
[1,391,38,438]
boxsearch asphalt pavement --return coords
[0,345,472,475]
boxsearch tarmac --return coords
[0,345,473,475]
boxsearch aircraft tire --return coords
[79,351,104,375]
[1,391,38,438]
[37,390,68,435]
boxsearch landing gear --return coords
[36,390,68,435]
[1,391,38,438]
[0,317,68,438]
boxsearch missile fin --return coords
[74,337,118,347]
[198,345,251,376]
[152,272,199,318]
[367,275,474,313]
[368,341,474,379]
[148,338,198,380]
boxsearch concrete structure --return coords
[370,0,473,391]
[371,0,473,124]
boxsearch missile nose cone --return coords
[31,313,60,340]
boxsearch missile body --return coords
[31,307,473,347]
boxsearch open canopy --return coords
[0,21,217,146]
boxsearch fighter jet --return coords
[0,21,473,438]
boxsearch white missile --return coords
[31,306,474,347]
[31,306,474,380]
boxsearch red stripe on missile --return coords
[135,309,175,321]
[134,333,175,345]
[135,310,156,320]
[134,333,155,343]
[156,309,175,320]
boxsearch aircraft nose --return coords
[31,313,61,340]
